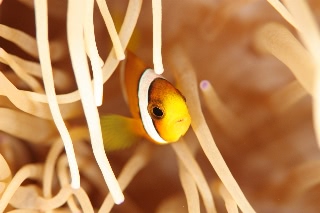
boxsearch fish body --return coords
[101,52,191,151]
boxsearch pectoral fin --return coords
[100,114,144,152]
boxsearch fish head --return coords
[148,78,191,142]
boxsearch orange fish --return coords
[100,52,191,151]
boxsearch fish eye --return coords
[153,107,163,117]
[148,104,164,119]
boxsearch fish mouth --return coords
[177,118,185,123]
[174,118,191,134]
[157,115,191,142]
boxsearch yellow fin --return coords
[100,115,143,152]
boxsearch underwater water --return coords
[0,0,320,212]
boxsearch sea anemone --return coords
[1,0,320,212]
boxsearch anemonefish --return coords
[100,52,191,151]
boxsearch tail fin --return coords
[100,114,143,152]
